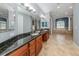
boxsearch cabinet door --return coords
[47,32,49,40]
[8,44,29,56]
[36,35,43,55]
[43,32,49,41]
[29,39,36,56]
[44,33,47,41]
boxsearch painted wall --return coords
[70,17,73,30]
[23,14,32,33]
[73,4,79,46]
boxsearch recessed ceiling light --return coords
[40,14,46,18]
[69,6,72,9]
[57,6,60,8]
[24,3,30,7]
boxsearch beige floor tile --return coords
[39,33,79,56]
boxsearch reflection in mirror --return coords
[36,19,40,30]
[35,19,37,30]
[32,17,35,32]
[0,8,8,32]
[32,16,41,32]
[0,17,7,29]
[36,17,41,31]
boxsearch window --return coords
[57,21,65,28]
[42,22,48,27]
[42,22,44,27]
[45,22,48,27]
[0,21,6,29]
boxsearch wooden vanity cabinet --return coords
[35,35,43,55]
[7,34,44,56]
[29,35,43,56]
[8,44,29,56]
[46,32,49,40]
[43,32,49,42]
[29,39,36,56]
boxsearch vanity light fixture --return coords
[69,6,72,9]
[24,3,36,12]
[24,3,30,7]
[32,9,36,12]
[57,6,60,8]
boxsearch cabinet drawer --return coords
[43,32,49,41]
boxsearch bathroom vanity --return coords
[0,29,49,56]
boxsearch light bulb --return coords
[57,6,60,8]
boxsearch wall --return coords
[17,13,23,34]
[70,16,73,31]
[23,14,32,33]
[73,4,79,46]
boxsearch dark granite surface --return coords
[0,29,49,56]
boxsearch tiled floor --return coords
[39,33,79,56]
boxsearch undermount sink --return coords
[44,30,48,31]
[31,32,39,36]
[36,31,40,33]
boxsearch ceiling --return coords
[30,3,74,19]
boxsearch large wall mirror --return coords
[0,17,7,29]
[0,8,9,32]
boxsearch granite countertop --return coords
[0,29,49,56]
[1,35,40,56]
[0,33,40,56]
